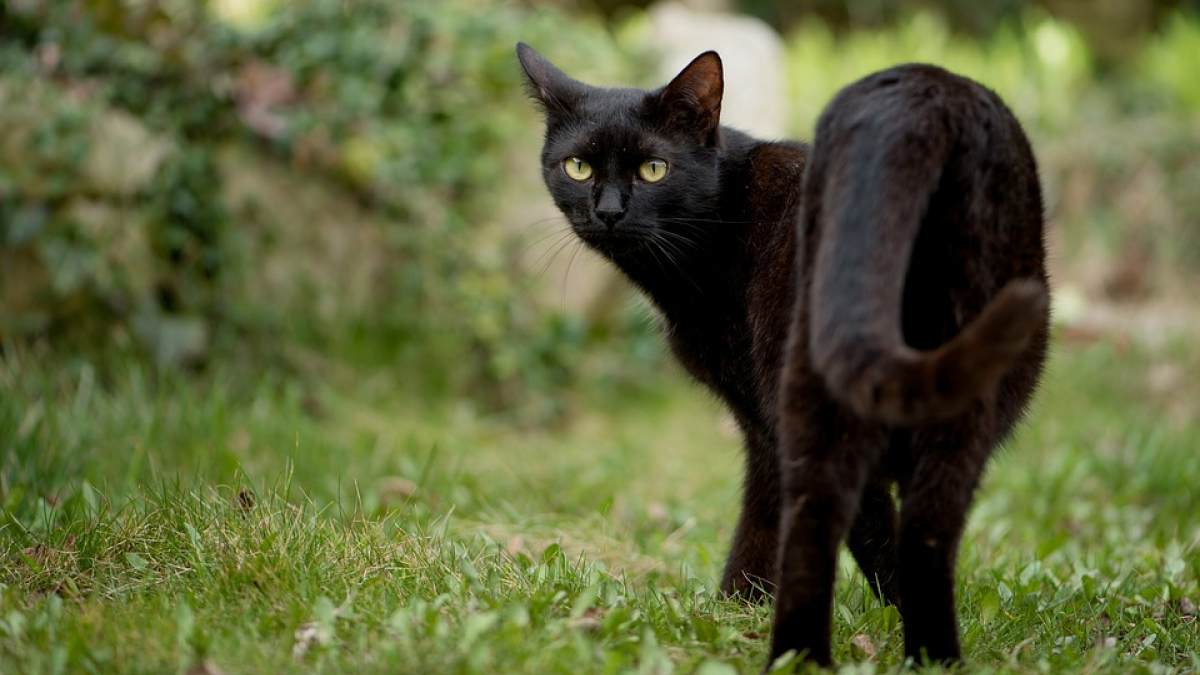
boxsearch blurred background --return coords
[2,0,1199,501]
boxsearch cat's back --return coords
[815,63,1029,152]
[808,63,1041,234]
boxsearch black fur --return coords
[518,43,1049,668]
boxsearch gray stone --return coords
[83,109,173,198]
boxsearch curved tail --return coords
[813,278,1048,426]
[803,91,1047,426]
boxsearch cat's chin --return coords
[574,228,649,257]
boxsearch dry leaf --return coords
[505,534,527,557]
[292,622,320,659]
[850,633,877,658]
[646,502,669,522]
[380,477,419,504]
[569,607,606,632]
[235,60,296,140]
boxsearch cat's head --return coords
[517,43,725,258]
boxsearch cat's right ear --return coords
[516,43,582,116]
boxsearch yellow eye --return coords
[563,157,593,181]
[639,158,668,183]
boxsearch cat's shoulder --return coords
[747,139,809,176]
[742,140,809,211]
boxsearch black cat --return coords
[517,43,1049,668]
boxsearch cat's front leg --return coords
[720,428,780,601]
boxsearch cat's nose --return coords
[596,207,624,227]
[595,187,625,228]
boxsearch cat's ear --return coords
[656,51,724,145]
[517,43,582,117]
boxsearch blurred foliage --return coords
[785,11,1200,298]
[785,12,1093,133]
[738,0,1193,33]
[2,0,1199,421]
[707,0,1199,70]
[0,0,653,419]
[1139,11,1200,112]
[579,0,1198,71]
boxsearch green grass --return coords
[2,322,1199,674]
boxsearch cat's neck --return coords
[613,130,807,328]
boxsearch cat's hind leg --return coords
[846,475,901,608]
[894,411,993,665]
[769,380,889,667]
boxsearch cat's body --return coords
[518,44,1048,667]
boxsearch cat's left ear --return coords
[656,51,724,146]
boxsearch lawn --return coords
[2,314,1199,674]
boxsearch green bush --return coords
[0,0,649,415]
[1,1,244,360]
